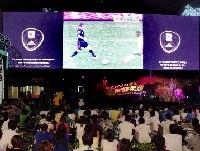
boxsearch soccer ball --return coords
[101,59,110,65]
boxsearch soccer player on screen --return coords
[122,31,143,64]
[70,23,97,58]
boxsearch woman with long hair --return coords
[54,123,69,151]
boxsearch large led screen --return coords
[3,12,199,70]
[143,14,199,70]
[63,12,144,69]
[3,12,63,69]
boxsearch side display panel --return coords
[143,14,199,70]
[63,12,143,69]
[3,12,63,69]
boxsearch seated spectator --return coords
[159,113,174,135]
[1,114,15,131]
[117,138,132,151]
[99,111,113,139]
[163,124,183,151]
[74,116,87,139]
[172,109,181,123]
[118,115,135,141]
[101,129,118,151]
[74,132,98,151]
[135,117,151,143]
[185,107,196,123]
[45,116,54,133]
[0,120,19,150]
[182,118,199,144]
[149,110,160,134]
[34,124,53,151]
[78,124,99,149]
[6,135,24,151]
[38,140,53,151]
[56,116,70,134]
[187,124,200,151]
[54,123,69,151]
[152,135,167,151]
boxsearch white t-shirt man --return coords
[75,123,86,139]
[118,121,135,141]
[160,120,174,135]
[149,116,160,132]
[0,129,20,150]
[135,124,151,143]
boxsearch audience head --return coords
[82,132,93,147]
[84,124,93,134]
[169,124,181,134]
[38,141,53,151]
[8,120,18,130]
[153,135,165,150]
[125,115,131,122]
[101,111,109,120]
[11,135,24,149]
[117,138,132,151]
[150,110,155,117]
[105,129,114,142]
[55,123,67,140]
[139,109,144,117]
[138,117,145,124]
[40,124,48,132]
[187,107,193,113]
[165,113,172,120]
[41,114,46,119]
[91,115,98,124]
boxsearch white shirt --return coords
[160,120,174,135]
[39,119,47,124]
[78,99,84,107]
[73,145,98,151]
[181,113,188,120]
[136,115,150,125]
[0,129,19,151]
[91,110,98,115]
[164,134,182,151]
[135,124,151,143]
[101,139,118,151]
[155,111,159,119]
[78,110,85,117]
[118,121,135,141]
[75,123,85,139]
[149,116,160,131]
[136,36,143,53]
[173,115,181,122]
[1,120,9,131]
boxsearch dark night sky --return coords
[1,0,200,15]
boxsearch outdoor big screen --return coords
[2,12,199,70]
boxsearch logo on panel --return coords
[21,28,44,51]
[160,31,181,53]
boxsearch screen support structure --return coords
[0,50,7,104]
